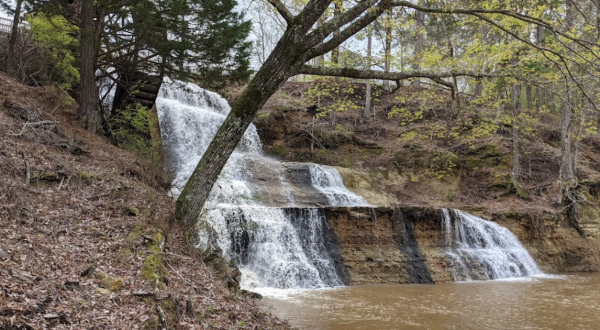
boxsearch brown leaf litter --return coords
[0,72,292,330]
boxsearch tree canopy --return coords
[18,0,252,131]
[176,0,600,233]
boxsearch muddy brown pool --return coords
[260,274,600,330]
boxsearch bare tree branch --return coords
[295,0,334,33]
[296,64,478,81]
[306,0,380,48]
[395,1,600,60]
[306,2,389,60]
[266,0,294,26]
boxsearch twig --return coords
[165,261,198,293]
[301,127,326,149]
[24,160,30,187]
[156,305,168,330]
[8,121,60,136]
[132,291,155,297]
[63,175,72,189]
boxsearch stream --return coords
[261,274,600,330]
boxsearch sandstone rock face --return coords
[334,167,397,207]
[321,207,600,284]
[224,159,367,207]
[491,210,600,273]
[323,207,451,284]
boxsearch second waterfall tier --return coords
[441,209,542,281]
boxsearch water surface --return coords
[261,274,600,330]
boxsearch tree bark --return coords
[559,97,576,204]
[412,0,425,88]
[78,0,102,132]
[176,24,313,232]
[558,0,577,204]
[511,84,521,181]
[7,0,23,77]
[383,10,392,91]
[364,24,372,117]
[330,2,342,65]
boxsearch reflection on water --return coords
[261,274,600,330]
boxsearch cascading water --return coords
[441,209,542,281]
[309,164,366,206]
[156,79,367,291]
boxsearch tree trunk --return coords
[412,0,425,88]
[559,97,576,204]
[331,3,342,65]
[78,0,102,132]
[511,84,521,181]
[7,0,23,77]
[383,10,392,91]
[364,24,372,118]
[558,0,577,204]
[474,82,483,97]
[535,24,544,113]
[176,27,306,232]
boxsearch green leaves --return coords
[27,12,79,91]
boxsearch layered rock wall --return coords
[320,207,600,284]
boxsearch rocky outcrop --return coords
[491,210,600,273]
[321,207,600,284]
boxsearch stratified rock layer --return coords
[318,207,600,284]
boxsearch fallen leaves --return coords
[0,72,291,330]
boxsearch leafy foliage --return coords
[27,13,79,91]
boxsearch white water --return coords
[309,164,366,205]
[441,209,543,281]
[156,79,367,291]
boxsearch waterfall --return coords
[309,164,366,206]
[156,79,367,290]
[441,209,542,281]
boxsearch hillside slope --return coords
[0,73,289,329]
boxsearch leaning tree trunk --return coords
[176,29,304,233]
[175,0,388,233]
[78,0,102,132]
[7,0,23,77]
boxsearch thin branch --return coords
[398,1,600,61]
[266,0,294,26]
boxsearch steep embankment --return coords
[0,73,290,329]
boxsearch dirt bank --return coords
[0,73,290,329]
